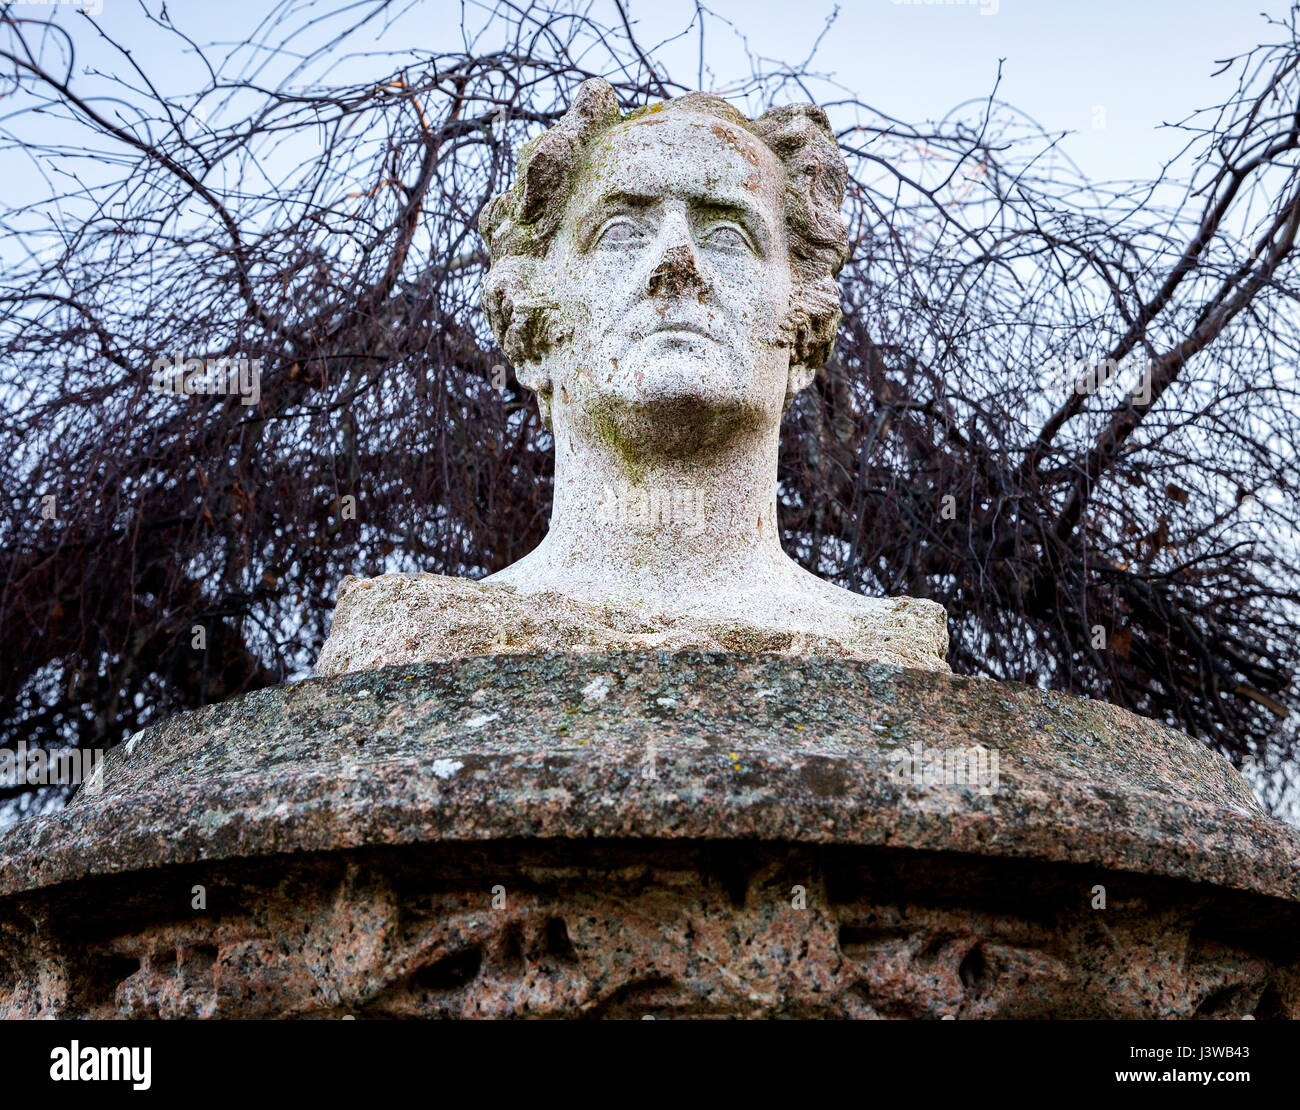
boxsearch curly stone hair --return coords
[479,78,849,407]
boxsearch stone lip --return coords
[1,652,1293,905]
[314,573,951,676]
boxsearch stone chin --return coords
[555,334,790,458]
[578,386,771,462]
[565,368,779,462]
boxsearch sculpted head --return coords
[315,84,950,677]
[480,78,848,459]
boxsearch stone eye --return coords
[702,224,750,251]
[595,219,643,247]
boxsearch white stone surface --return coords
[317,79,950,676]
[314,573,949,675]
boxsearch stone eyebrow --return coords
[578,189,772,253]
[573,190,655,246]
[689,197,772,252]
[591,189,658,210]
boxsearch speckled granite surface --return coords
[5,841,1298,1018]
[315,574,951,676]
[2,652,1297,1018]
[0,651,1289,899]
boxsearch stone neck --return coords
[537,416,789,607]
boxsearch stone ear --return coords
[515,362,554,430]
[784,363,817,409]
[779,300,817,409]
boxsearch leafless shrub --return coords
[2,1,1298,818]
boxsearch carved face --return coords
[543,111,794,458]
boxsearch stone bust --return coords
[316,79,948,676]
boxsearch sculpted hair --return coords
[479,77,849,398]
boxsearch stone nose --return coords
[645,222,711,299]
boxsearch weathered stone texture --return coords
[315,573,951,676]
[3,845,1297,1019]
[2,653,1297,1019]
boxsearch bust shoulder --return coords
[316,571,948,677]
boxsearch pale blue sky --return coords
[2,0,1284,201]
[623,0,1284,184]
